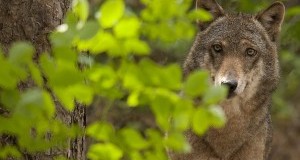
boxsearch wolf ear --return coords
[196,0,224,31]
[256,2,285,42]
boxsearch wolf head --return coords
[184,0,285,99]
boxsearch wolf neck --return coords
[203,89,271,158]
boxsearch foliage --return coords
[0,0,227,159]
[0,0,299,159]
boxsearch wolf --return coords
[169,0,285,160]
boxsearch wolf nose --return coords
[221,80,238,93]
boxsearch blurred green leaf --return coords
[8,42,34,65]
[192,107,210,135]
[79,20,100,39]
[87,122,115,141]
[99,0,125,28]
[123,39,150,55]
[203,86,227,105]
[72,0,89,22]
[164,132,190,152]
[192,106,226,135]
[120,128,149,150]
[114,17,141,38]
[88,143,123,160]
[183,71,210,97]
[0,146,21,159]
[188,9,213,22]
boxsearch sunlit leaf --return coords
[188,9,213,22]
[99,0,125,28]
[87,122,115,141]
[120,128,149,150]
[72,0,89,22]
[192,107,209,135]
[114,17,141,38]
[88,143,123,160]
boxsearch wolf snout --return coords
[221,80,238,96]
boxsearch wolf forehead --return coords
[199,14,270,49]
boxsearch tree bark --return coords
[0,0,86,159]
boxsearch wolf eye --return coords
[246,48,257,57]
[212,44,222,53]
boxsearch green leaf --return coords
[0,146,21,159]
[28,63,43,87]
[150,95,173,131]
[114,17,141,38]
[54,87,75,111]
[99,0,125,28]
[164,132,190,152]
[53,46,77,62]
[120,128,149,150]
[202,86,227,105]
[88,143,123,160]
[208,106,226,128]
[72,0,89,22]
[8,42,34,65]
[16,89,55,118]
[192,106,226,135]
[188,9,213,22]
[127,90,140,107]
[172,99,193,131]
[79,20,100,40]
[0,59,19,89]
[192,107,209,135]
[87,122,115,141]
[0,89,20,110]
[54,84,93,111]
[183,71,210,97]
[77,31,118,55]
[123,39,150,55]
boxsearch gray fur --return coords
[170,0,285,159]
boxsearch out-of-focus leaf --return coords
[54,84,93,111]
[183,71,210,97]
[202,86,227,105]
[114,17,141,38]
[120,128,149,150]
[16,89,55,118]
[151,95,172,131]
[87,122,115,141]
[127,90,140,107]
[99,0,125,28]
[208,106,226,128]
[192,106,226,135]
[8,42,34,65]
[192,107,209,135]
[0,146,21,159]
[72,0,89,22]
[164,132,190,152]
[28,63,43,87]
[123,39,150,55]
[79,20,100,39]
[188,9,213,22]
[88,143,123,160]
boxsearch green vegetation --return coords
[0,0,299,159]
[0,0,226,159]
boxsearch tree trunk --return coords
[0,0,86,159]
